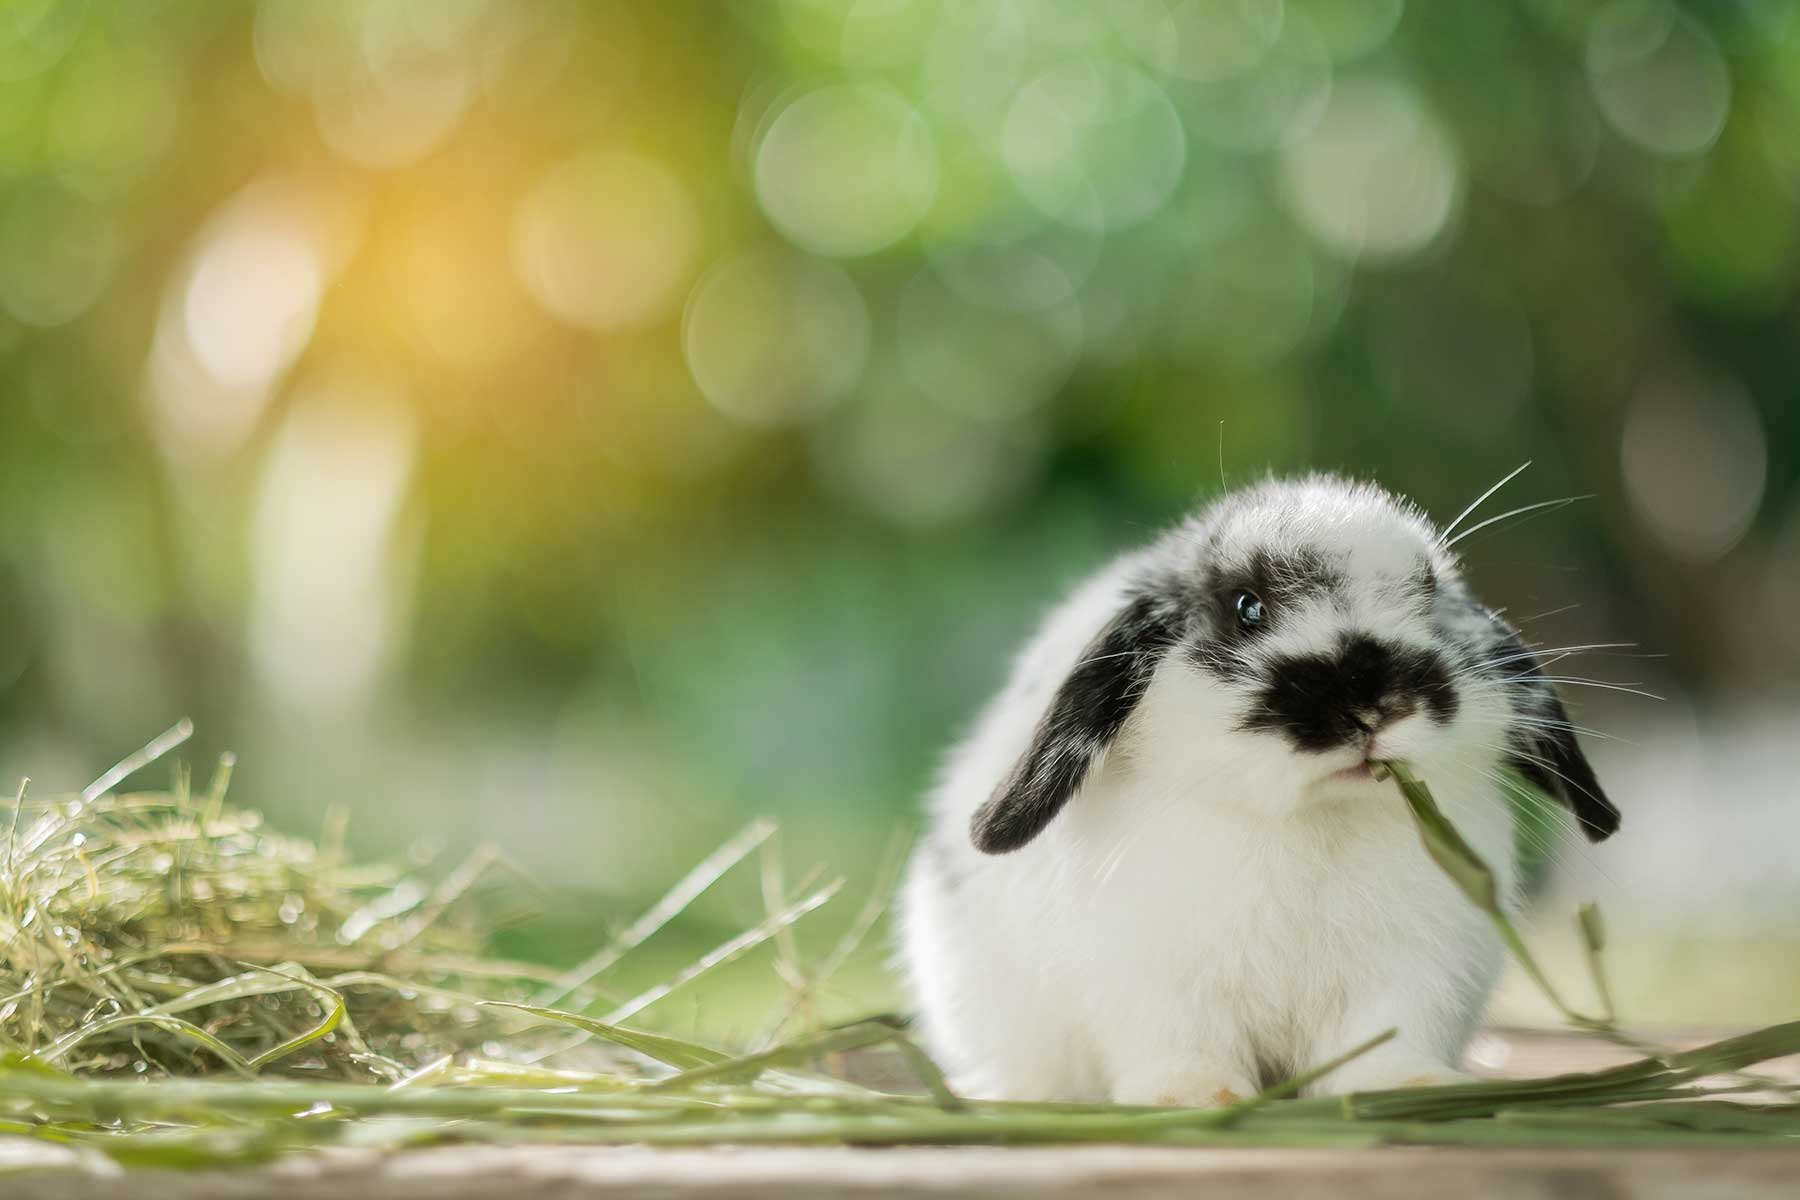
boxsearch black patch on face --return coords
[1241,635,1458,753]
[1226,548,1344,618]
[1486,629,1620,843]
[970,593,1177,854]
[1186,547,1346,683]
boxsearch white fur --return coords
[900,479,1523,1104]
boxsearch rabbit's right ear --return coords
[971,595,1175,854]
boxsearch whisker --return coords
[1494,746,1618,826]
[1454,641,1642,673]
[1516,676,1665,703]
[1473,640,1641,666]
[1475,764,1620,889]
[1439,460,1532,546]
[1444,495,1592,549]
[1513,602,1584,625]
[1501,715,1624,742]
[1440,737,1627,877]
[1422,754,1589,885]
[1504,715,1632,745]
[1068,650,1145,670]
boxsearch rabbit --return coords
[899,474,1618,1106]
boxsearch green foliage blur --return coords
[2,1,1799,1024]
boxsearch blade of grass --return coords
[598,877,844,1027]
[28,1014,259,1077]
[886,1029,965,1111]
[482,1002,729,1071]
[1211,1028,1397,1127]
[3,777,24,881]
[1379,761,1605,1028]
[230,964,348,1072]
[644,1019,904,1090]
[81,719,194,804]
[1577,902,1616,1024]
[533,818,776,1007]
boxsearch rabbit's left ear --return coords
[971,594,1175,855]
[1495,632,1620,843]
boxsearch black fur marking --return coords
[1241,635,1458,753]
[970,594,1176,854]
[1228,548,1345,618]
[1489,630,1620,843]
[1187,547,1346,682]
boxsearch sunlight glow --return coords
[250,381,418,709]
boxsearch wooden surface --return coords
[5,1029,1797,1199]
[10,1144,1800,1200]
[9,1145,1800,1200]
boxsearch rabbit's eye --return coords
[1235,591,1265,629]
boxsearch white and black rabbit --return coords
[900,475,1618,1105]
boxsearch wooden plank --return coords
[8,1145,1800,1200]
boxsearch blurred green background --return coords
[3,0,1800,1037]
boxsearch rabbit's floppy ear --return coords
[1494,631,1620,843]
[971,594,1176,854]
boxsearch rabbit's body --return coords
[900,478,1615,1104]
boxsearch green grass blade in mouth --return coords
[1378,760,1605,1029]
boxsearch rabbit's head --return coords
[970,476,1618,853]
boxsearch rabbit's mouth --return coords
[1312,743,1382,785]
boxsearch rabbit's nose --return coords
[1347,697,1416,738]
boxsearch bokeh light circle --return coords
[1281,75,1461,261]
[920,3,1030,132]
[1587,0,1730,158]
[1176,13,1333,151]
[46,37,183,196]
[1297,0,1404,61]
[754,84,940,257]
[0,0,86,83]
[1621,370,1766,563]
[254,0,359,97]
[1169,220,1321,368]
[897,271,1084,421]
[1156,0,1286,83]
[923,209,1102,312]
[512,151,700,332]
[810,376,1046,527]
[0,182,119,327]
[1002,61,1187,233]
[313,56,475,169]
[683,248,870,427]
[258,0,483,169]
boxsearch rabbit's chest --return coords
[1053,801,1452,1012]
